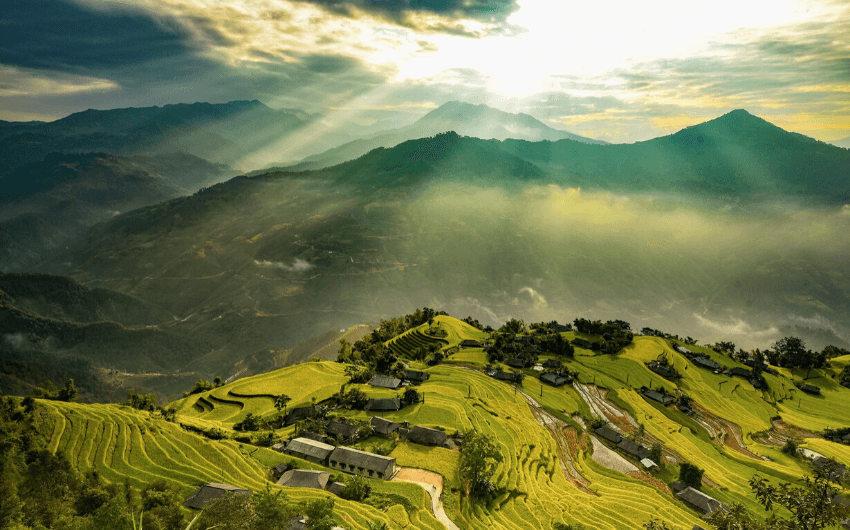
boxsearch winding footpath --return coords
[392,468,460,530]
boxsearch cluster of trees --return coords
[123,389,177,421]
[462,316,492,331]
[839,363,850,389]
[678,462,705,489]
[193,490,338,530]
[29,379,78,402]
[573,318,634,353]
[183,376,224,397]
[766,337,828,373]
[539,332,575,358]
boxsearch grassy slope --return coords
[39,399,443,530]
[40,325,850,530]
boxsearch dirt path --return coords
[392,468,459,530]
[752,418,822,447]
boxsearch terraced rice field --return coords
[39,400,444,530]
[388,316,487,357]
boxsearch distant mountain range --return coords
[285,100,606,170]
[832,136,850,149]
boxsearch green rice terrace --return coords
[3,313,849,530]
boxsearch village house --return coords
[370,416,400,436]
[542,358,563,369]
[406,425,448,447]
[594,425,623,444]
[675,345,694,355]
[617,438,652,460]
[692,356,723,371]
[403,370,430,384]
[572,338,594,349]
[646,361,679,380]
[183,483,252,510]
[505,358,527,369]
[327,482,347,496]
[368,375,402,390]
[641,458,659,472]
[284,405,318,427]
[676,487,726,517]
[798,383,821,395]
[325,421,361,443]
[294,430,327,443]
[812,456,847,480]
[328,446,397,479]
[283,437,335,465]
[365,397,401,412]
[725,367,751,378]
[277,469,330,490]
[460,339,484,348]
[670,481,687,493]
[540,372,569,387]
[642,387,674,405]
[492,370,522,383]
[272,462,290,478]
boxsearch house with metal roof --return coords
[403,370,430,384]
[370,416,400,436]
[283,437,335,465]
[540,372,568,386]
[328,446,396,480]
[272,462,290,478]
[277,469,331,490]
[365,397,401,411]
[182,483,252,510]
[368,375,402,389]
[327,482,347,496]
[670,481,687,493]
[647,361,679,380]
[675,345,694,355]
[505,358,526,369]
[641,458,659,471]
[725,367,751,378]
[407,425,448,447]
[460,339,484,348]
[542,359,563,369]
[676,487,726,516]
[594,425,623,444]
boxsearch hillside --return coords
[6,313,847,529]
[0,151,234,271]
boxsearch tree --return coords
[274,394,292,416]
[194,492,255,530]
[678,462,704,489]
[459,429,504,500]
[303,497,335,530]
[339,474,371,501]
[650,443,662,463]
[402,387,420,406]
[709,473,850,530]
[773,337,811,369]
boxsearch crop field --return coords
[389,316,488,357]
[37,400,444,530]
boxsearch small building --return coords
[403,370,430,384]
[725,367,751,378]
[407,425,448,447]
[692,356,722,371]
[483,366,498,377]
[505,358,526,369]
[676,487,725,516]
[542,359,562,369]
[572,338,594,349]
[283,437,335,465]
[327,482,347,496]
[670,481,687,493]
[326,421,361,442]
[594,425,623,444]
[812,456,847,480]
[675,345,693,356]
[277,469,331,490]
[460,339,483,348]
[328,446,396,480]
[370,416,400,436]
[798,383,821,395]
[641,458,659,471]
[618,438,652,460]
[183,483,252,510]
[647,362,679,380]
[642,388,674,405]
[295,430,327,443]
[365,398,401,412]
[540,372,568,387]
[284,406,318,427]
[492,370,520,383]
[271,442,286,452]
[272,462,290,478]
[368,375,402,390]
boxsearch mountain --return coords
[0,100,306,173]
[499,109,850,202]
[0,151,235,271]
[832,135,850,149]
[288,100,606,170]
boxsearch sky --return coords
[1,0,848,143]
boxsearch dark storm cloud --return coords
[291,0,518,20]
[0,0,193,73]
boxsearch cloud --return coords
[4,333,29,350]
[254,258,314,272]
[0,65,118,97]
[289,0,520,26]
